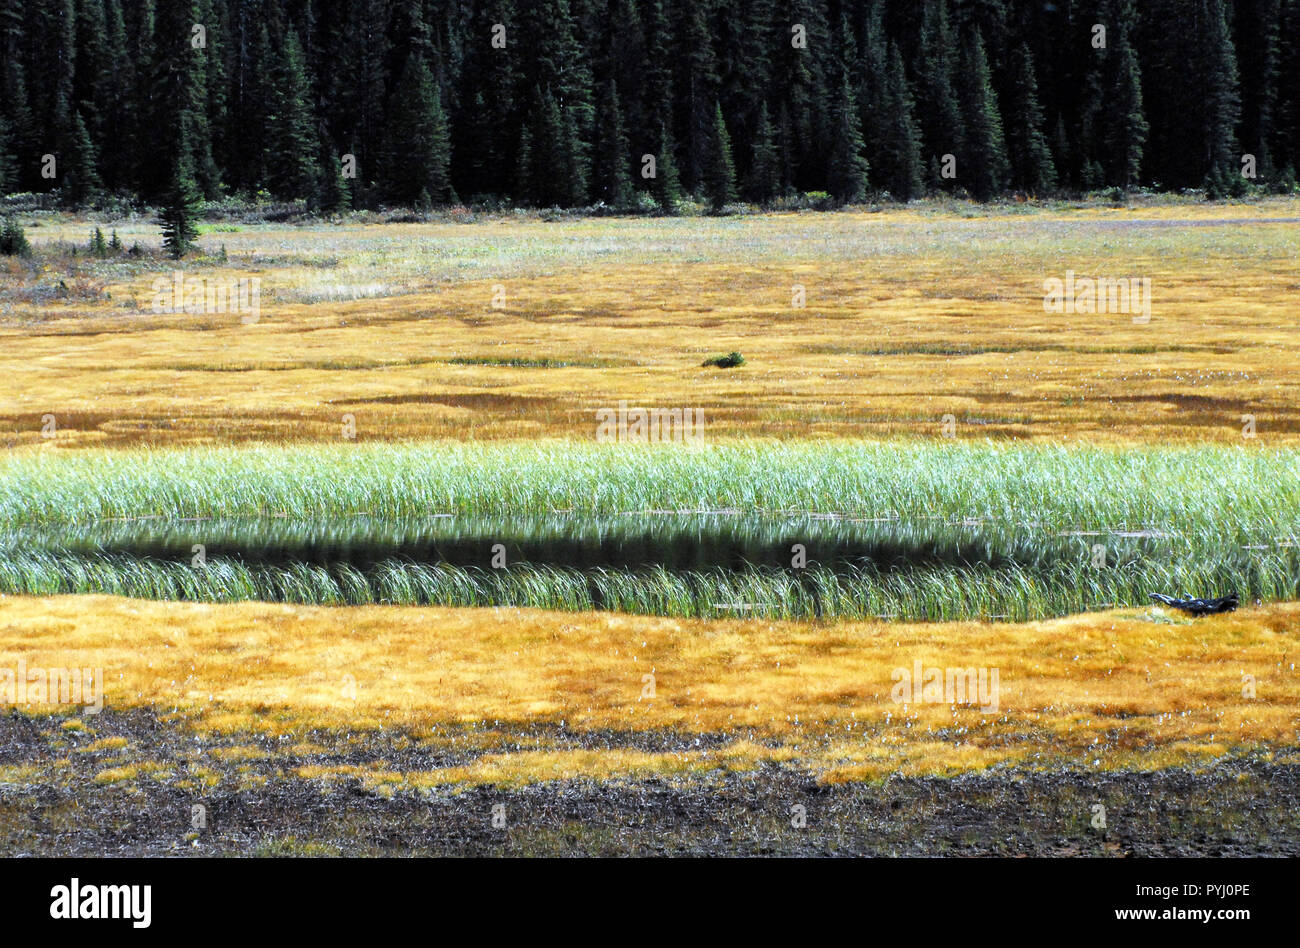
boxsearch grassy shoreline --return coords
[1,441,1296,619]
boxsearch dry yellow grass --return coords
[4,200,1299,448]
[5,202,1298,793]
[2,594,1296,785]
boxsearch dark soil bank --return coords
[3,710,1297,857]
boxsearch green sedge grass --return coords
[1,440,1294,620]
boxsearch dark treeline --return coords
[0,0,1297,212]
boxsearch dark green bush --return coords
[702,351,745,368]
[0,217,30,256]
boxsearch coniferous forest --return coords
[0,0,1296,213]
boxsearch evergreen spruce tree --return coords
[1200,0,1242,187]
[1051,114,1070,185]
[232,21,275,195]
[854,10,889,190]
[1236,0,1280,181]
[159,152,203,258]
[29,0,76,149]
[0,217,30,256]
[1076,55,1107,190]
[607,0,649,150]
[671,1,721,193]
[702,101,737,211]
[855,14,921,200]
[776,102,796,196]
[592,80,635,208]
[519,0,593,205]
[956,25,1010,200]
[69,108,101,203]
[151,0,219,199]
[0,112,14,195]
[203,0,230,184]
[713,7,751,106]
[766,0,832,192]
[389,0,435,75]
[318,144,349,214]
[826,75,869,204]
[54,90,101,206]
[73,0,112,176]
[382,51,453,206]
[514,125,533,202]
[878,44,926,201]
[638,0,675,192]
[716,0,773,190]
[128,0,160,192]
[0,0,37,194]
[1005,44,1058,195]
[561,105,590,206]
[99,0,135,191]
[454,89,494,199]
[917,0,965,191]
[1279,0,1300,177]
[266,31,320,201]
[353,0,393,206]
[452,0,517,200]
[652,123,684,213]
[1102,12,1148,191]
[746,101,780,204]
[521,89,569,206]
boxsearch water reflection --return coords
[4,511,1181,574]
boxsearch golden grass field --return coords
[3,594,1296,788]
[3,199,1299,826]
[2,198,1299,448]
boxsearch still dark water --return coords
[5,512,1155,574]
[2,513,1285,620]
